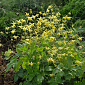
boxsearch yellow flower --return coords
[0,43,3,47]
[36,14,39,17]
[12,25,15,28]
[37,62,40,65]
[62,53,66,57]
[68,30,73,34]
[31,23,34,27]
[67,17,72,20]
[48,5,52,9]
[21,36,25,39]
[32,56,35,60]
[70,54,74,57]
[51,22,54,25]
[39,55,42,59]
[47,58,54,63]
[25,12,29,16]
[18,26,23,29]
[16,12,19,15]
[11,39,13,41]
[13,35,18,39]
[29,62,33,67]
[78,46,83,49]
[41,6,43,8]
[11,22,16,25]
[17,20,21,24]
[6,32,8,34]
[57,33,61,36]
[38,17,42,21]
[58,41,62,46]
[21,19,26,23]
[68,12,71,15]
[32,15,36,19]
[65,47,69,50]
[78,37,83,41]
[26,39,29,42]
[49,37,55,42]
[63,17,67,20]
[28,17,32,21]
[42,13,46,16]
[82,52,85,54]
[30,9,32,14]
[5,27,9,30]
[23,27,27,31]
[75,60,82,66]
[0,31,4,35]
[11,30,16,34]
[50,74,54,77]
[39,12,42,15]
[45,47,50,50]
[70,40,75,44]
[46,9,50,13]
[58,47,63,50]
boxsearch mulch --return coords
[0,48,16,85]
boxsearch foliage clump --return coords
[2,5,85,85]
[60,0,85,23]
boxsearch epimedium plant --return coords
[4,5,85,85]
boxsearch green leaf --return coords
[58,71,64,77]
[67,57,73,67]
[17,69,24,78]
[22,62,27,69]
[20,56,28,61]
[14,73,18,82]
[37,74,44,84]
[16,48,21,53]
[55,75,63,84]
[49,82,58,85]
[19,82,22,85]
[52,68,60,74]
[28,74,35,81]
[65,72,72,80]
[21,46,28,52]
[45,66,54,71]
[6,59,17,72]
[15,60,22,71]
[5,63,13,72]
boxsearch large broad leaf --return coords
[23,81,32,85]
[45,66,54,71]
[14,73,18,82]
[28,74,35,81]
[19,82,22,85]
[6,59,17,72]
[37,74,44,84]
[65,72,72,80]
[52,68,60,74]
[15,60,22,71]
[22,62,27,69]
[50,82,58,85]
[17,68,24,78]
[55,74,63,84]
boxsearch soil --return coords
[0,48,16,85]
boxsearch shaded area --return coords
[0,48,15,85]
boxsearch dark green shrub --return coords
[60,0,85,23]
[74,19,85,28]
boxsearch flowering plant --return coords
[4,5,85,85]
